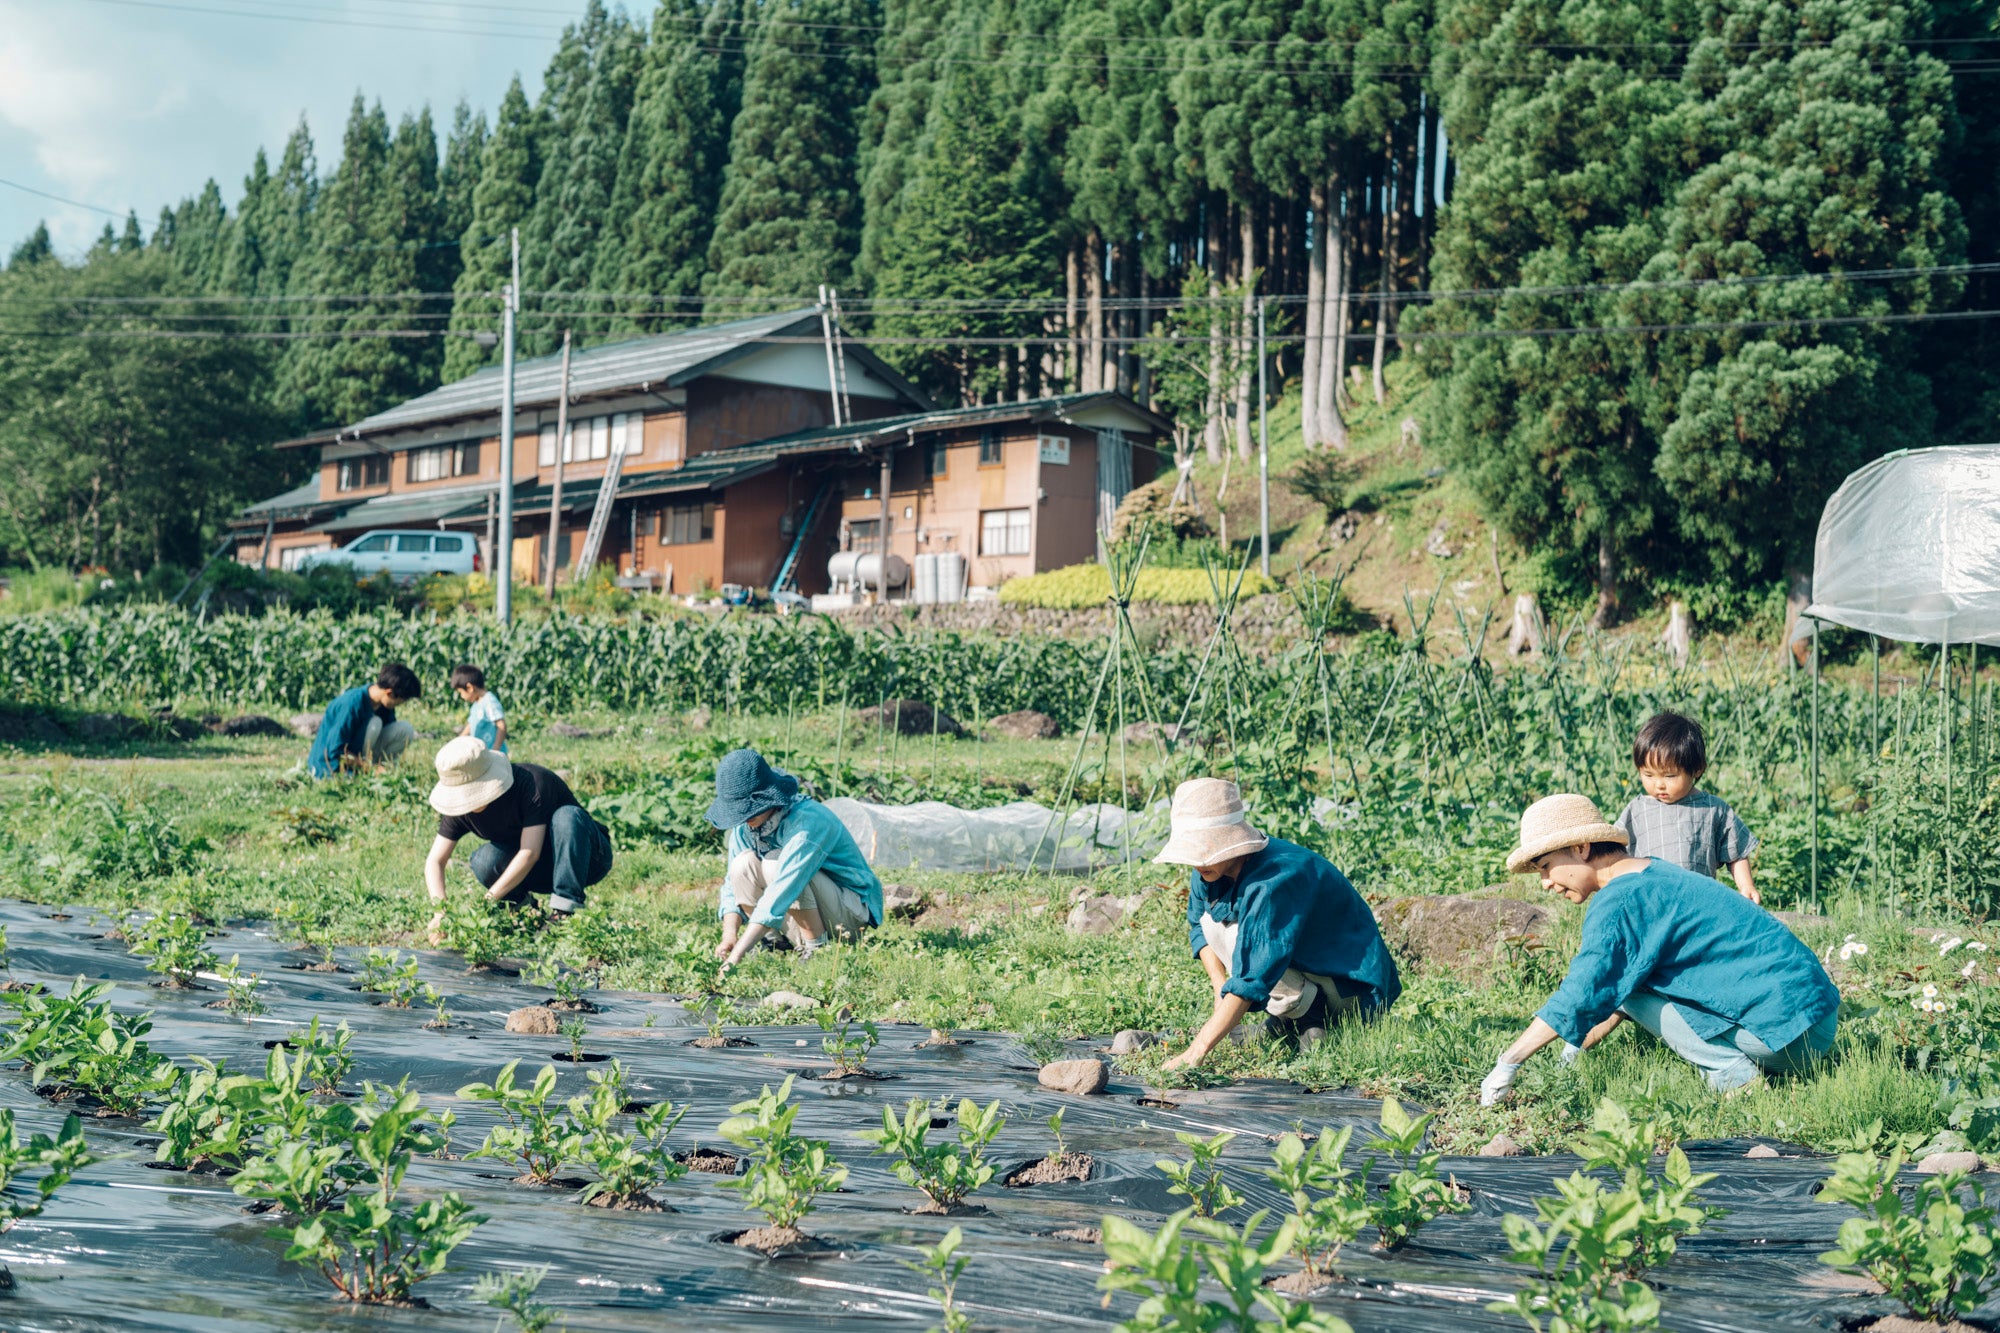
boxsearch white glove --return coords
[1560,1042,1581,1066]
[1480,1060,1523,1107]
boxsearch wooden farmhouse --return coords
[231,310,1166,600]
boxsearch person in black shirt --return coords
[424,736,612,942]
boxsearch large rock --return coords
[882,883,925,919]
[1745,1144,1781,1159]
[763,990,819,1010]
[1373,895,1559,977]
[1068,893,1144,936]
[215,714,291,738]
[289,712,322,738]
[1038,1058,1109,1096]
[1110,1030,1157,1055]
[855,699,963,737]
[1917,1151,1986,1175]
[1478,1134,1525,1158]
[988,710,1060,741]
[505,1005,560,1035]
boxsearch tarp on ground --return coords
[1806,444,2000,646]
[825,797,1169,873]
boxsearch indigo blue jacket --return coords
[1537,859,1839,1048]
[718,797,883,929]
[307,685,390,780]
[1187,837,1401,1011]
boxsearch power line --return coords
[0,177,131,220]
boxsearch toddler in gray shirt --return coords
[1614,711,1760,903]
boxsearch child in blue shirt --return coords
[452,664,506,754]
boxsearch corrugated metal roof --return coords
[236,475,323,516]
[306,484,497,533]
[348,310,822,436]
[751,393,1173,451]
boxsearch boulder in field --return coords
[215,714,291,738]
[988,710,1060,741]
[1744,1144,1781,1159]
[1110,1030,1157,1055]
[1038,1058,1109,1096]
[73,712,145,742]
[1372,894,1559,978]
[289,713,322,738]
[505,1006,560,1035]
[1121,720,1183,746]
[882,883,925,919]
[1067,894,1144,936]
[1478,1134,1525,1157]
[763,990,819,1010]
[1916,1150,1985,1175]
[855,699,963,737]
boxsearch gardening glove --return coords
[1479,1059,1523,1107]
[1559,1042,1581,1066]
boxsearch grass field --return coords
[0,694,1977,1159]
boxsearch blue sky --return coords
[0,0,605,258]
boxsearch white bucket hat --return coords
[429,736,514,817]
[1153,777,1270,867]
[1505,793,1630,874]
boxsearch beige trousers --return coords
[1200,914,1355,1020]
[726,850,873,948]
[361,716,414,765]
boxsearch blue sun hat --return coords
[706,748,801,829]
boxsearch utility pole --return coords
[1257,297,1270,578]
[544,328,572,599]
[495,227,520,625]
[818,285,845,427]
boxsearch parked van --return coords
[297,530,479,583]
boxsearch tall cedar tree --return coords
[596,0,743,332]
[222,120,319,331]
[873,54,1056,403]
[433,101,488,300]
[281,99,443,428]
[705,0,878,302]
[7,224,53,270]
[855,0,956,292]
[445,78,540,381]
[158,180,232,292]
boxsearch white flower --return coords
[1918,999,1938,1013]
[1964,961,1979,978]
[1924,984,1941,998]
[1972,942,1989,953]
[1839,941,1869,960]
[1940,937,1964,956]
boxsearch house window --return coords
[927,440,948,477]
[980,508,1030,556]
[407,442,480,483]
[660,501,715,546]
[978,428,1003,466]
[336,455,389,491]
[848,518,882,552]
[537,412,635,466]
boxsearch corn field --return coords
[0,605,1993,915]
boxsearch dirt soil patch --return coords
[1005,1154,1094,1187]
[585,1193,670,1212]
[688,1035,754,1049]
[1268,1270,1338,1296]
[725,1226,839,1257]
[1044,1226,1102,1243]
[677,1150,741,1174]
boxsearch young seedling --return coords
[1487,1178,1663,1333]
[528,962,597,1013]
[476,1266,563,1333]
[129,911,218,988]
[862,1097,1005,1213]
[0,1110,94,1251]
[0,978,177,1115]
[148,1056,262,1173]
[816,1007,879,1078]
[457,1061,584,1186]
[1022,1027,1068,1067]
[1156,1130,1244,1218]
[693,995,741,1048]
[442,896,508,971]
[559,1017,591,1062]
[212,955,266,1015]
[1099,1208,1353,1333]
[717,1077,848,1245]
[420,983,453,1031]
[283,1017,355,1096]
[1819,1147,2000,1325]
[570,1062,688,1210]
[1368,1098,1467,1250]
[1265,1127,1374,1285]
[905,1226,972,1333]
[1573,1098,1721,1275]
[358,949,424,1008]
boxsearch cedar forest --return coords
[0,0,1995,617]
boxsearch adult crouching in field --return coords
[423,737,612,944]
[307,663,420,778]
[710,748,882,971]
[1159,778,1401,1072]
[1480,794,1839,1106]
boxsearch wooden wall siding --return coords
[1035,428,1101,572]
[720,471,798,589]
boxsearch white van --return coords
[298,530,479,583]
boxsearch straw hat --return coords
[1505,793,1629,874]
[1153,778,1270,867]
[429,736,514,817]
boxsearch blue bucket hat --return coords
[706,748,800,829]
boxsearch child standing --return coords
[1615,711,1759,903]
[452,664,506,754]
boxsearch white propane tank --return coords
[827,550,908,592]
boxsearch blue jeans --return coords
[1620,989,1838,1092]
[470,804,612,912]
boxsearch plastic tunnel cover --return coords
[825,797,1168,874]
[1806,443,2000,647]
[0,901,1920,1332]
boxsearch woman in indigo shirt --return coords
[1480,793,1839,1105]
[1159,778,1400,1072]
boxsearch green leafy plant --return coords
[1021,1026,1068,1066]
[0,1110,93,1238]
[1487,1177,1664,1333]
[559,1017,590,1062]
[1157,1130,1244,1219]
[1368,1098,1468,1250]
[1572,1099,1721,1275]
[906,1225,972,1333]
[0,978,176,1114]
[458,1061,584,1187]
[529,961,596,1012]
[358,949,423,1008]
[476,1265,563,1332]
[442,895,509,970]
[569,1062,688,1209]
[862,1097,1004,1212]
[1099,1207,1354,1333]
[128,911,217,988]
[1264,1128,1373,1282]
[717,1077,847,1232]
[148,1056,262,1173]
[283,1017,355,1095]
[273,805,340,845]
[1047,1109,1071,1163]
[817,1007,879,1076]
[1819,1147,2000,1325]
[421,983,453,1031]
[211,954,265,1015]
